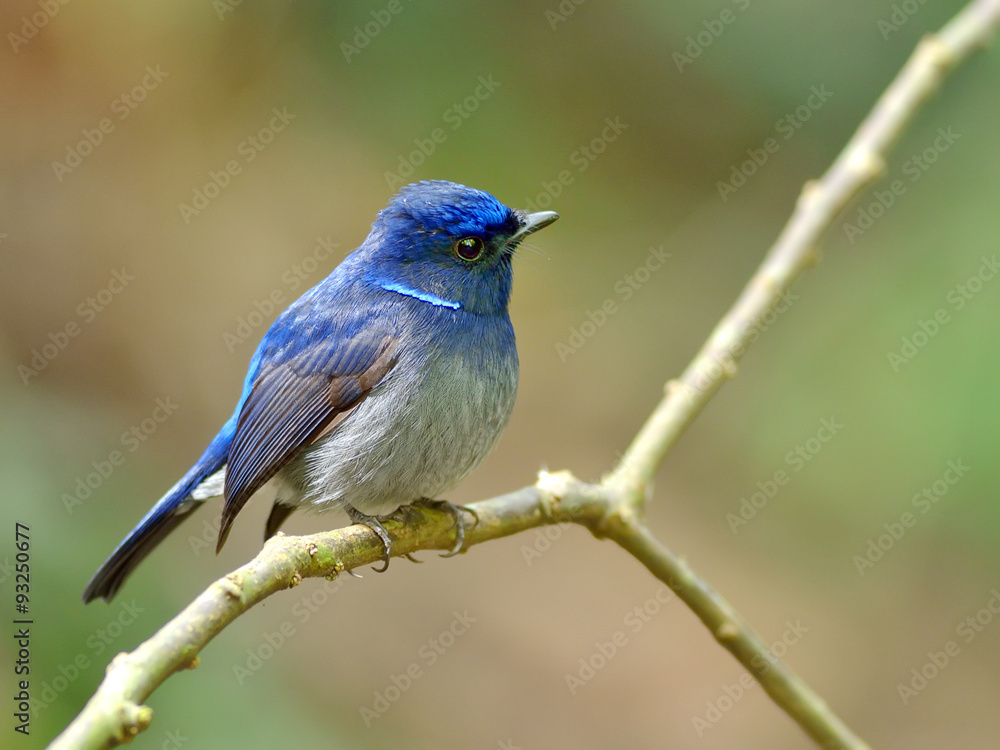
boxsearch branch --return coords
[604,513,867,749]
[52,1,1000,748]
[54,485,588,749]
[608,0,1000,499]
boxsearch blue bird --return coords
[83,180,558,603]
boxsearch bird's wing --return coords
[218,331,399,551]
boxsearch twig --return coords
[51,1,1000,747]
[609,0,1000,500]
[605,514,868,749]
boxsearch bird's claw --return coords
[346,506,393,572]
[346,501,478,570]
[414,498,479,557]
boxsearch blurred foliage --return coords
[2,1,999,748]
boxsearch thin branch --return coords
[608,0,1000,499]
[52,2,1000,748]
[605,515,867,749]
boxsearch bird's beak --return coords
[520,210,559,236]
[510,211,559,249]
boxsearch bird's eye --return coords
[454,236,485,262]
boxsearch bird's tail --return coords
[82,427,232,603]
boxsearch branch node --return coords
[797,179,823,209]
[325,563,343,581]
[537,469,575,519]
[715,621,741,642]
[289,571,303,588]
[218,575,243,601]
[591,498,643,540]
[306,542,319,557]
[918,33,959,70]
[114,701,153,742]
[845,147,886,182]
[618,505,641,528]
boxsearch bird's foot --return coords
[346,505,393,572]
[413,498,479,557]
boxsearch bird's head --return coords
[360,180,558,316]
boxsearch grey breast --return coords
[287,323,518,516]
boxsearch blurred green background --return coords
[3,1,999,748]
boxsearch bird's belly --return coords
[283,344,518,516]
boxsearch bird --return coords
[82,180,558,603]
